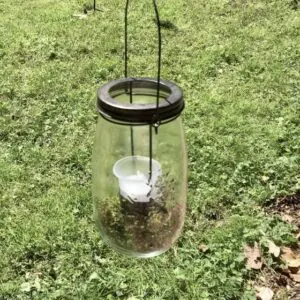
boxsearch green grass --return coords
[1,0,299,299]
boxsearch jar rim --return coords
[97,77,184,125]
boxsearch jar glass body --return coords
[92,116,187,257]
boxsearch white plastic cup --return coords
[113,156,162,203]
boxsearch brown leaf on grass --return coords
[281,247,300,269]
[256,286,274,300]
[244,242,263,270]
[72,13,88,19]
[290,273,300,283]
[198,244,209,252]
[267,240,280,258]
[281,214,294,224]
[280,246,300,283]
[289,266,300,274]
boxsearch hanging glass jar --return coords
[92,0,187,258]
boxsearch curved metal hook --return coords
[124,0,163,179]
[124,0,162,112]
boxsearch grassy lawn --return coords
[1,0,299,299]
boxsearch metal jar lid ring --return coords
[97,77,184,125]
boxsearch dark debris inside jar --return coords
[97,176,185,253]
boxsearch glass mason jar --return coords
[92,77,187,258]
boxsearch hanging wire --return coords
[124,0,130,79]
[124,0,162,110]
[125,0,134,156]
[153,0,162,125]
[129,81,134,156]
[93,0,102,12]
[149,124,153,178]
[124,0,162,180]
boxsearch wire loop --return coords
[124,0,163,179]
[124,0,162,118]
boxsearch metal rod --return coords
[129,81,134,156]
[149,125,153,181]
[151,0,162,178]
[93,0,102,12]
[124,0,162,178]
[153,0,162,122]
[124,0,162,94]
[124,0,129,78]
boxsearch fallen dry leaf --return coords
[215,220,226,228]
[290,273,300,283]
[281,214,294,223]
[281,247,300,268]
[289,265,300,274]
[280,246,300,283]
[198,244,209,252]
[268,240,280,258]
[72,13,88,19]
[261,176,270,183]
[256,287,274,300]
[244,242,263,270]
[259,275,266,283]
